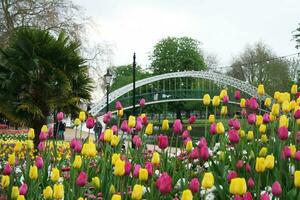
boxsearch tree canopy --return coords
[0,28,92,144]
[150,37,207,74]
[227,42,290,94]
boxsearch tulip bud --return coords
[202,172,214,189]
[56,112,64,122]
[86,117,95,129]
[76,172,88,187]
[115,101,123,110]
[162,119,169,131]
[36,156,44,169]
[157,134,168,150]
[247,177,255,189]
[234,90,241,100]
[3,163,12,175]
[203,94,211,106]
[264,98,271,107]
[257,84,265,96]
[139,98,145,107]
[291,84,298,94]
[132,184,143,200]
[173,119,183,134]
[271,181,282,197]
[212,96,220,107]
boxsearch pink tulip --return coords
[3,163,12,175]
[200,146,209,161]
[228,118,235,127]
[282,146,291,159]
[35,156,44,169]
[70,138,78,149]
[135,120,143,132]
[278,126,288,140]
[103,113,111,124]
[236,160,244,169]
[57,112,64,122]
[233,120,240,130]
[121,120,128,132]
[227,171,237,182]
[173,119,183,134]
[247,114,256,125]
[249,97,259,110]
[260,193,270,200]
[189,178,200,193]
[158,135,168,150]
[263,113,270,124]
[125,161,132,175]
[188,115,196,124]
[182,130,190,140]
[296,131,300,144]
[241,109,247,116]
[271,181,282,197]
[145,161,153,176]
[228,129,240,144]
[48,127,53,138]
[234,195,243,200]
[139,98,146,107]
[295,109,300,119]
[223,95,229,104]
[74,140,82,153]
[76,172,88,187]
[189,148,200,159]
[133,164,141,177]
[234,90,241,100]
[19,183,28,195]
[38,142,45,151]
[86,117,95,129]
[115,101,123,110]
[247,178,255,189]
[295,151,300,161]
[112,125,118,134]
[99,132,104,141]
[133,135,142,148]
[197,137,207,149]
[246,163,251,172]
[142,116,148,125]
[243,192,253,200]
[156,172,172,194]
[209,123,217,135]
[39,132,48,141]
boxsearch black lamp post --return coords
[132,53,136,116]
[104,69,112,113]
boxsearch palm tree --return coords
[0,28,93,146]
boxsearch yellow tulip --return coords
[212,96,220,107]
[261,135,268,143]
[162,119,169,131]
[51,168,60,182]
[181,189,193,200]
[16,195,25,200]
[53,184,64,199]
[111,135,120,147]
[41,125,48,133]
[151,152,160,165]
[257,84,265,96]
[240,98,246,108]
[221,106,227,115]
[279,115,289,128]
[294,171,300,187]
[26,140,34,150]
[271,103,280,116]
[111,154,120,165]
[202,172,214,189]
[219,151,225,161]
[13,141,22,152]
[229,178,247,195]
[117,108,124,117]
[290,145,296,158]
[216,122,225,134]
[291,84,298,94]
[110,185,116,194]
[128,115,136,128]
[239,130,245,138]
[203,94,211,106]
[74,118,81,126]
[247,131,254,141]
[29,165,38,180]
[104,129,113,142]
[1,175,9,188]
[290,100,297,110]
[256,115,263,126]
[255,157,266,173]
[81,142,97,157]
[274,91,280,100]
[282,101,291,113]
[259,124,266,134]
[79,111,86,121]
[114,159,125,176]
[145,123,153,135]
[43,186,53,199]
[139,168,148,181]
[220,89,227,99]
[187,125,192,131]
[112,194,121,200]
[264,98,271,107]
[131,184,143,200]
[279,92,290,103]
[297,119,300,125]
[73,155,82,169]
[92,177,101,188]
[186,141,193,152]
[11,186,19,199]
[28,128,35,140]
[259,147,268,157]
[265,155,274,169]
[269,113,276,122]
[208,114,215,123]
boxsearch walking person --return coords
[93,118,102,142]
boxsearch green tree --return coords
[294,23,300,49]
[227,42,290,95]
[150,37,207,74]
[0,28,92,146]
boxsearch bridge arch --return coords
[90,70,271,116]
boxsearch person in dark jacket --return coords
[93,119,102,142]
[54,122,66,140]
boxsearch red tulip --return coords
[189,178,200,193]
[156,172,172,194]
[245,163,251,172]
[76,172,88,187]
[236,160,244,169]
[278,126,288,140]
[234,90,241,100]
[57,112,64,122]
[86,117,95,129]
[173,119,182,134]
[294,109,300,119]
[200,146,209,161]
[295,151,300,161]
[271,181,282,197]
[188,115,196,124]
[157,134,168,150]
[35,156,44,169]
[125,161,132,176]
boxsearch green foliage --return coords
[294,23,300,49]
[0,28,92,131]
[150,37,207,74]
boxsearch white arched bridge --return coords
[90,70,271,116]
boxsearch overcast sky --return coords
[73,0,300,69]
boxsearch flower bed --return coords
[0,129,28,140]
[1,86,300,200]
